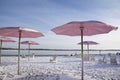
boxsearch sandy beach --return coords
[0,0,120,80]
[0,55,120,80]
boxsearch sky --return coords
[0,0,120,49]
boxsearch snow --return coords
[0,56,120,80]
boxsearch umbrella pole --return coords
[0,40,2,64]
[28,44,30,61]
[80,27,84,80]
[87,44,89,61]
[18,30,22,75]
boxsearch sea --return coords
[1,49,120,56]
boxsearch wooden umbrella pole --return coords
[0,40,2,64]
[18,30,22,75]
[28,44,30,61]
[80,26,84,80]
[87,44,89,61]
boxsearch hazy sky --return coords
[0,0,120,49]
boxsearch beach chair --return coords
[110,54,117,65]
[89,54,95,61]
[31,53,35,59]
[98,55,107,64]
[83,54,89,61]
[50,56,57,63]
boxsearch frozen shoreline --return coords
[0,56,120,80]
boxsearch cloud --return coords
[0,0,120,49]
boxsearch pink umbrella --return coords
[78,41,99,61]
[21,41,39,60]
[0,36,16,63]
[0,27,44,75]
[51,20,118,80]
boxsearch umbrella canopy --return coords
[21,41,39,60]
[78,41,98,45]
[78,41,99,61]
[0,36,16,63]
[51,20,117,36]
[0,36,16,42]
[51,20,118,80]
[0,27,44,75]
[0,27,44,38]
[78,41,98,50]
[21,41,39,45]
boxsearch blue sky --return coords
[0,0,120,49]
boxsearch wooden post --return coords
[80,26,84,80]
[18,30,22,75]
[0,40,2,64]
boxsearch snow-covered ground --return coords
[0,55,120,80]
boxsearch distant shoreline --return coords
[2,53,70,56]
[2,48,120,51]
